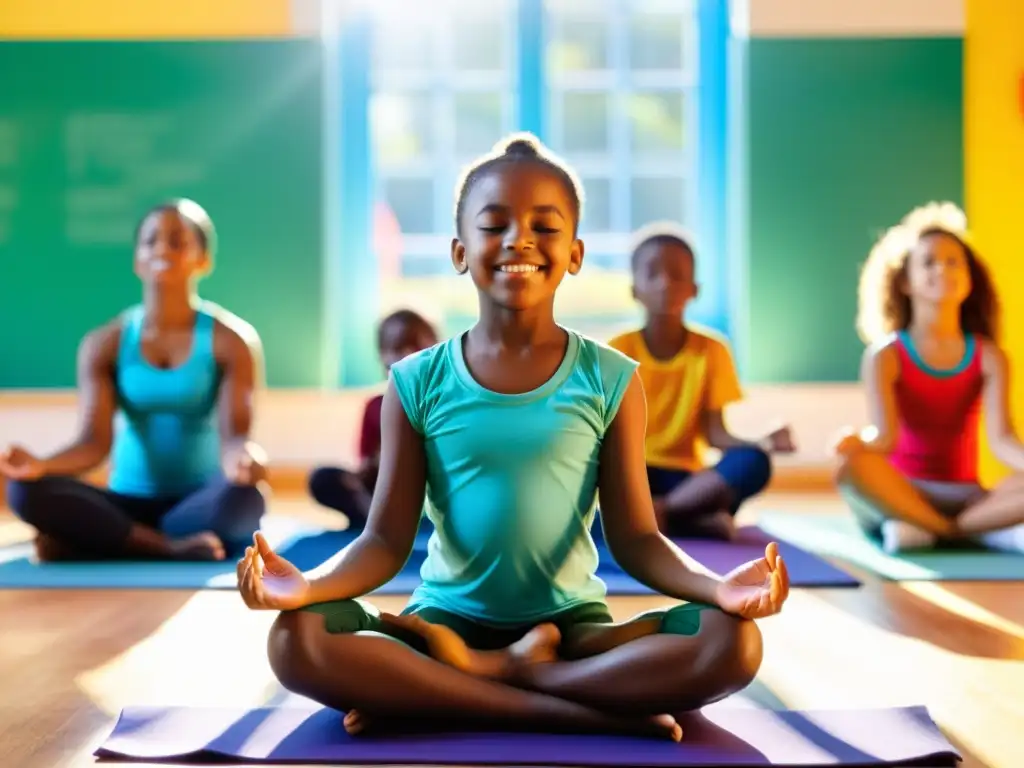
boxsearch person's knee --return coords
[212,483,267,546]
[749,447,773,491]
[719,446,773,500]
[700,609,763,690]
[6,478,45,522]
[268,601,377,696]
[215,483,266,517]
[740,446,773,493]
[268,610,323,692]
[307,467,342,505]
[307,467,371,524]
[662,605,763,693]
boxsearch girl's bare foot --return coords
[381,614,561,681]
[380,613,476,672]
[508,623,561,667]
[649,713,684,742]
[168,531,225,561]
[343,709,370,735]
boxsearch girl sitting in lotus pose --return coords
[237,135,789,739]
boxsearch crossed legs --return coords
[837,451,1024,553]
[267,598,762,739]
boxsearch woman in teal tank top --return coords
[238,136,791,739]
[1,200,267,561]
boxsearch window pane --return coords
[628,12,685,71]
[383,178,435,234]
[370,92,434,168]
[580,177,611,232]
[560,92,609,153]
[372,14,435,71]
[631,177,685,228]
[452,13,506,71]
[454,92,505,159]
[628,92,685,154]
[547,19,609,73]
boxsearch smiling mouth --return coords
[496,264,544,274]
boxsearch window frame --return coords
[334,0,728,385]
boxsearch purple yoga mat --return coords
[96,704,959,766]
[660,526,861,589]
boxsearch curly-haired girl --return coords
[835,202,1024,554]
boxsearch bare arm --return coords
[598,371,723,605]
[703,410,766,452]
[701,339,772,452]
[981,340,1024,471]
[39,324,119,476]
[303,379,427,604]
[857,342,901,454]
[214,319,266,466]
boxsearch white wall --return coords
[288,0,321,35]
[732,0,964,38]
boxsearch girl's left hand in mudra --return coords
[715,542,790,619]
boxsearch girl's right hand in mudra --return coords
[237,531,311,611]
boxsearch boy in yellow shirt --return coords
[607,223,796,539]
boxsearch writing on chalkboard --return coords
[63,111,206,246]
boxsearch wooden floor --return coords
[1,492,1022,768]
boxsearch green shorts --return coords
[298,598,713,655]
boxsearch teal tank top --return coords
[107,303,222,498]
[390,328,638,625]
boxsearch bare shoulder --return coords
[863,333,899,368]
[855,334,900,390]
[207,303,262,357]
[80,317,123,367]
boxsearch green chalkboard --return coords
[739,38,963,383]
[0,41,324,388]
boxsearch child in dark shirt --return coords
[307,309,439,528]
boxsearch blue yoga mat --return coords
[0,521,859,591]
[95,703,959,766]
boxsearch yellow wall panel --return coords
[964,0,1024,484]
[0,0,293,39]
